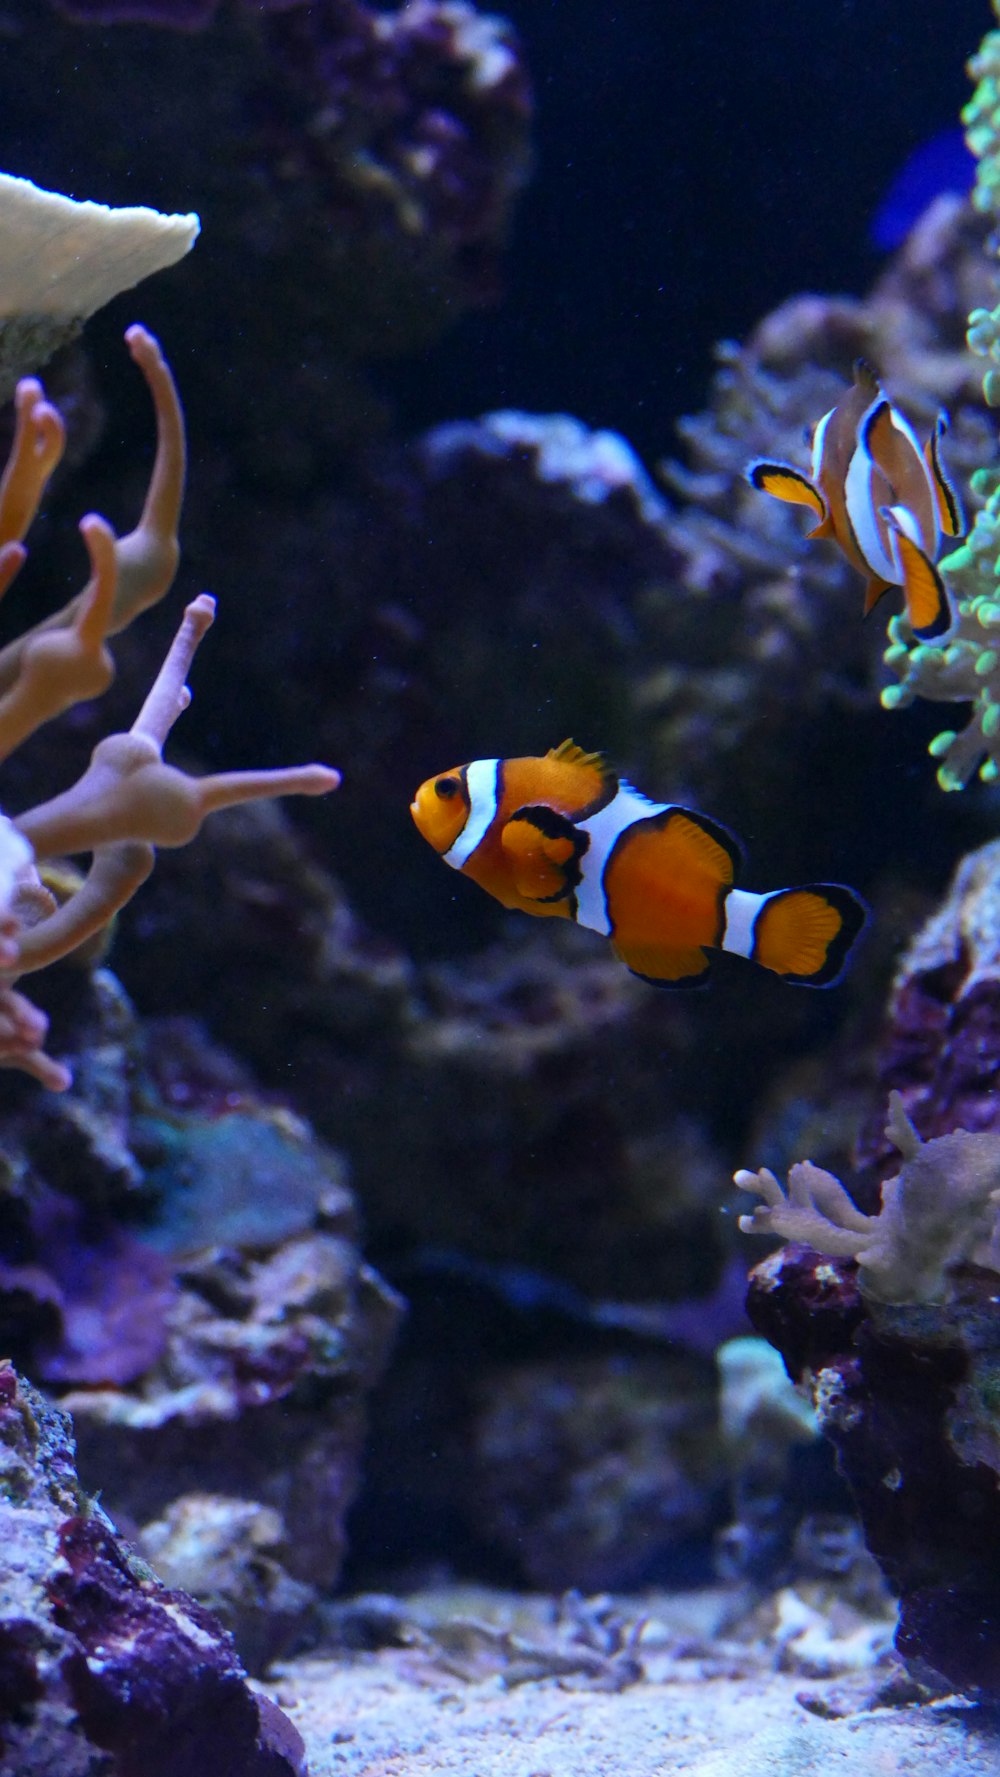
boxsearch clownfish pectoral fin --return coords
[751,884,868,987]
[925,415,963,538]
[747,461,829,526]
[502,805,584,902]
[862,575,893,617]
[611,938,712,989]
[883,519,952,641]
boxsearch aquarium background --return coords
[2,3,1000,1773]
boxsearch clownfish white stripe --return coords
[721,889,767,960]
[444,757,500,869]
[845,426,896,583]
[575,783,671,936]
[810,408,835,484]
[889,405,925,462]
[886,502,921,546]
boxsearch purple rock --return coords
[0,1363,307,1775]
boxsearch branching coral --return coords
[0,324,339,1089]
[736,1091,1000,1305]
[880,0,1000,790]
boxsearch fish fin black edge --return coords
[626,960,713,991]
[772,883,870,988]
[506,803,586,902]
[633,803,746,878]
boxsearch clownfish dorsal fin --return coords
[502,804,583,902]
[925,415,963,538]
[853,357,882,394]
[546,738,606,772]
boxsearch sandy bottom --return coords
[260,1587,1000,1777]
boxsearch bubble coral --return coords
[0,323,339,1090]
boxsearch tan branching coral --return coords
[735,1092,1000,1305]
[0,324,339,1090]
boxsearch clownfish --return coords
[411,741,867,989]
[748,360,962,642]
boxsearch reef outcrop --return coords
[0,1360,307,1775]
[741,840,1000,1701]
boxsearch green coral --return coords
[880,0,1000,790]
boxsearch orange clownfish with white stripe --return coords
[411,741,867,989]
[748,360,962,642]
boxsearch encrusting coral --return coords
[736,1091,1000,1306]
[0,322,338,1089]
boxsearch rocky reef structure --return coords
[736,837,1000,1701]
[0,247,406,1689]
[0,964,402,1671]
[0,1360,307,1776]
[26,0,533,471]
[11,0,1000,1673]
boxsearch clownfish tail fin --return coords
[882,516,952,642]
[751,883,868,987]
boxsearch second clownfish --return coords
[748,360,962,642]
[411,741,867,989]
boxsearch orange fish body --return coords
[411,741,867,988]
[748,361,962,641]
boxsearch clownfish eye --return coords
[435,777,461,800]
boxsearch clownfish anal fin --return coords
[612,939,712,989]
[502,804,584,902]
[863,575,893,617]
[752,884,868,987]
[806,513,836,541]
[925,418,964,538]
[747,461,828,523]
[884,522,952,641]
